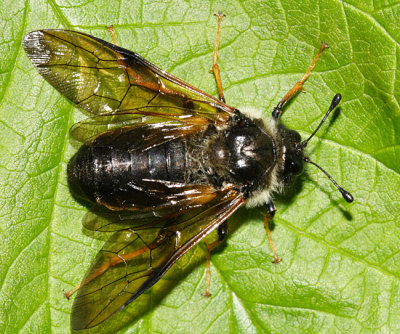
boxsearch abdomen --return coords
[68,138,185,210]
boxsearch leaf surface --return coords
[1,0,399,333]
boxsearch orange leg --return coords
[264,200,281,263]
[106,25,118,45]
[212,13,226,103]
[264,216,281,264]
[272,42,329,119]
[203,222,227,297]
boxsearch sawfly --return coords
[23,15,353,330]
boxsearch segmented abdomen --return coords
[68,139,186,210]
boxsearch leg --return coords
[106,25,118,45]
[264,200,281,263]
[203,221,228,297]
[272,42,328,119]
[212,13,226,103]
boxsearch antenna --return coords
[304,157,354,203]
[300,93,342,149]
[299,93,354,203]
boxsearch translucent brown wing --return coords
[83,182,222,232]
[69,111,212,146]
[70,186,245,330]
[82,206,176,233]
[23,30,235,122]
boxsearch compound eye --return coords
[285,157,303,175]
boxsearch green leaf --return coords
[1,0,399,333]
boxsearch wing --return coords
[69,186,245,330]
[69,111,212,147]
[23,30,235,123]
[83,182,221,231]
[82,206,177,233]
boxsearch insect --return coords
[23,15,353,330]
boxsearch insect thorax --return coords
[185,115,279,198]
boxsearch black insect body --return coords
[69,113,295,211]
[23,22,353,330]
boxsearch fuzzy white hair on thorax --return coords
[239,106,278,138]
[238,106,284,208]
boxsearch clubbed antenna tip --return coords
[304,156,354,203]
[301,93,342,149]
[339,188,354,203]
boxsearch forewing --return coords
[69,111,211,147]
[84,182,221,231]
[23,30,234,122]
[82,206,176,233]
[70,187,245,330]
